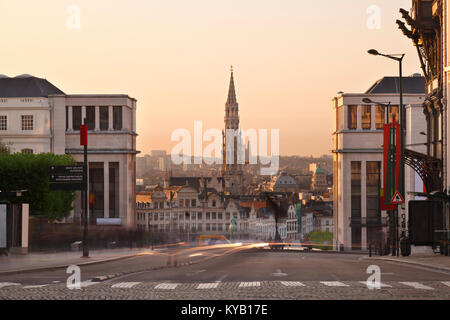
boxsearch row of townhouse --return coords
[136,180,320,242]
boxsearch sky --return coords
[0,0,421,157]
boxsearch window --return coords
[212,224,217,231]
[191,199,196,207]
[361,105,371,129]
[218,224,223,231]
[206,223,210,231]
[0,115,6,130]
[198,223,202,232]
[159,213,164,221]
[72,106,82,130]
[218,213,223,220]
[21,115,33,131]
[100,106,109,131]
[375,105,385,129]
[389,106,399,124]
[185,199,190,207]
[179,199,183,207]
[348,105,357,130]
[197,212,202,220]
[191,212,196,220]
[212,212,216,220]
[113,106,122,130]
[226,212,230,220]
[21,149,33,154]
[86,106,95,130]
[366,162,381,221]
[206,212,210,220]
[212,200,216,207]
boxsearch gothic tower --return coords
[222,66,244,196]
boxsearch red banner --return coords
[80,125,88,146]
[381,123,396,211]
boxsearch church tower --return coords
[222,66,244,196]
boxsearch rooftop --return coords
[0,75,65,97]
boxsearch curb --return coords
[361,256,450,274]
[0,252,145,276]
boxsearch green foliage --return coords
[0,140,9,154]
[306,231,333,251]
[0,152,77,221]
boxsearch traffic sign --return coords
[391,191,404,204]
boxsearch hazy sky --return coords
[0,0,420,156]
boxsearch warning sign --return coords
[391,191,404,204]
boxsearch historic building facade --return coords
[0,75,138,228]
[332,75,426,251]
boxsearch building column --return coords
[357,105,362,130]
[361,161,367,250]
[370,105,376,130]
[344,105,348,130]
[81,106,86,122]
[95,106,100,131]
[104,162,110,219]
[108,106,113,131]
[68,106,73,131]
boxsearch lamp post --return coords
[367,50,405,257]
[363,98,396,255]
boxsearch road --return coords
[1,245,450,300]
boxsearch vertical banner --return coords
[80,124,88,146]
[381,124,396,210]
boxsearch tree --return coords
[0,152,77,221]
[0,140,9,154]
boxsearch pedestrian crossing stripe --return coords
[320,281,349,287]
[281,281,305,287]
[239,282,261,287]
[197,283,219,289]
[399,282,434,290]
[111,282,141,289]
[358,281,392,288]
[155,283,179,290]
[0,282,20,289]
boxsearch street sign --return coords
[49,165,85,191]
[391,191,405,204]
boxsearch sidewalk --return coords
[0,248,153,275]
[363,253,450,273]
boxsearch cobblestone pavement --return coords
[1,279,449,300]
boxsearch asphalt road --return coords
[1,246,450,300]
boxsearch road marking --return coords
[280,281,305,287]
[272,269,288,277]
[111,282,141,289]
[359,281,392,288]
[239,282,261,288]
[155,283,179,290]
[442,282,450,287]
[79,280,99,288]
[320,281,349,287]
[23,284,48,289]
[197,283,219,289]
[215,274,228,283]
[0,282,20,289]
[399,282,434,290]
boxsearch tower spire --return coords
[226,65,237,106]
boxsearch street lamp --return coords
[367,49,405,257]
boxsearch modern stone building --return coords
[0,74,138,228]
[332,75,426,251]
